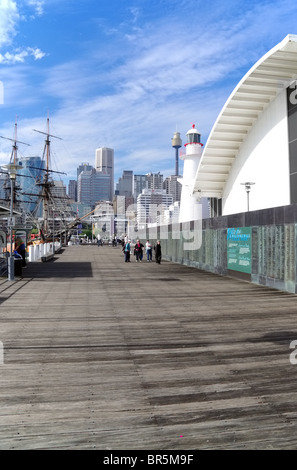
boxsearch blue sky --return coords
[1,0,297,187]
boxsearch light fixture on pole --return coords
[91,216,94,244]
[241,182,255,212]
[1,121,30,281]
[5,163,23,280]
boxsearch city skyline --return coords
[70,163,178,202]
[1,1,297,185]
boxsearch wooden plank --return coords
[0,245,297,449]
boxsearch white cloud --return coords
[2,0,297,183]
[29,47,46,60]
[0,0,46,64]
[25,0,44,16]
[0,0,19,47]
[0,47,45,64]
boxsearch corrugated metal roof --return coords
[192,34,297,198]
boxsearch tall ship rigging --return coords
[32,117,66,238]
[0,117,101,256]
[0,118,75,242]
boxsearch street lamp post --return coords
[6,163,21,281]
[1,121,30,281]
[241,182,255,212]
[91,217,94,244]
[8,172,15,280]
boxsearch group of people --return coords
[122,238,162,264]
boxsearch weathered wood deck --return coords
[0,244,297,450]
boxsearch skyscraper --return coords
[95,147,114,201]
[91,171,111,204]
[77,169,92,205]
[134,174,147,200]
[137,189,173,226]
[51,180,68,214]
[16,156,45,216]
[146,172,163,191]
[0,172,7,204]
[77,162,93,179]
[77,168,110,207]
[163,175,182,203]
[116,170,133,197]
[68,180,77,201]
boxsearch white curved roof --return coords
[192,34,297,197]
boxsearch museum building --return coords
[192,34,297,217]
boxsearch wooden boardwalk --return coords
[0,244,297,449]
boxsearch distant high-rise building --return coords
[16,156,45,215]
[0,172,8,204]
[91,171,111,204]
[134,174,147,200]
[163,175,182,203]
[133,172,164,204]
[68,180,77,201]
[116,170,133,197]
[146,172,163,191]
[51,180,68,214]
[77,162,93,179]
[137,188,173,226]
[95,147,114,201]
[77,169,92,205]
[77,168,110,207]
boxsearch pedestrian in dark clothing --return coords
[154,240,162,264]
[134,239,144,262]
[123,240,131,262]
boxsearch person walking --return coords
[154,240,162,264]
[134,239,144,262]
[145,239,153,262]
[123,239,131,262]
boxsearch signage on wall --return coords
[227,227,252,274]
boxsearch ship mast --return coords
[33,117,62,236]
[0,120,30,209]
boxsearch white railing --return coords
[28,242,62,262]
